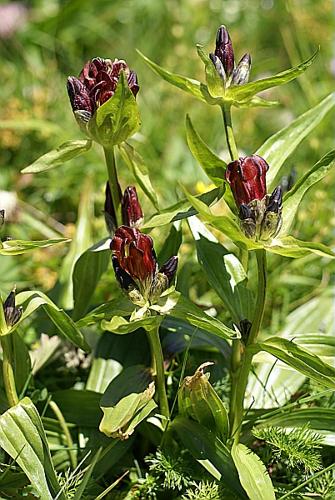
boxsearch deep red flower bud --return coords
[121,186,143,228]
[67,57,139,117]
[111,227,157,286]
[225,155,269,207]
[214,25,235,77]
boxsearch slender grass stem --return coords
[103,147,122,227]
[49,400,77,469]
[146,325,170,425]
[1,334,19,407]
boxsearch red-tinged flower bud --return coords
[111,226,157,289]
[214,25,234,77]
[225,155,269,207]
[232,53,251,85]
[121,186,143,229]
[3,289,22,328]
[159,256,178,286]
[67,57,139,118]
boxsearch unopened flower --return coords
[210,25,251,86]
[226,155,282,241]
[104,183,143,235]
[111,226,178,306]
[3,289,22,328]
[67,58,140,145]
[67,57,139,122]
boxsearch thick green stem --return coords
[222,104,239,161]
[103,147,122,227]
[146,325,170,425]
[230,249,267,443]
[1,334,19,407]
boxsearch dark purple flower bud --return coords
[104,182,117,235]
[159,256,178,286]
[121,186,143,228]
[209,53,226,81]
[266,186,282,214]
[232,53,251,85]
[226,155,269,207]
[239,319,252,343]
[215,25,235,77]
[67,57,139,118]
[3,289,22,328]
[112,255,136,292]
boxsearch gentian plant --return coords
[0,20,334,500]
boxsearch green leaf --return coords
[258,408,335,433]
[15,291,90,352]
[169,292,237,340]
[73,448,102,500]
[196,45,225,99]
[281,150,335,234]
[249,337,335,389]
[231,444,276,500]
[267,235,335,259]
[76,297,134,328]
[172,416,247,498]
[88,71,141,146]
[188,217,253,322]
[143,186,224,228]
[225,50,318,104]
[0,238,69,255]
[72,245,110,321]
[157,222,182,266]
[137,50,207,102]
[119,142,159,210]
[102,315,162,335]
[185,114,226,186]
[21,140,92,174]
[0,397,64,499]
[51,390,102,427]
[100,365,156,439]
[257,93,335,188]
[10,331,32,395]
[235,96,279,108]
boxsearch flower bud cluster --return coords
[210,25,251,87]
[226,155,282,241]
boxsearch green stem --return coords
[231,249,267,443]
[222,104,239,161]
[49,400,77,469]
[103,147,122,227]
[1,334,19,407]
[146,325,170,425]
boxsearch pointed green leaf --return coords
[157,222,182,266]
[257,93,335,188]
[225,50,318,103]
[15,291,90,352]
[142,186,224,228]
[100,365,156,439]
[72,245,110,321]
[169,292,237,340]
[88,71,140,146]
[258,408,335,432]
[249,337,335,389]
[75,297,133,328]
[119,142,159,210]
[0,398,64,499]
[189,219,254,322]
[281,150,335,234]
[172,416,247,498]
[137,50,207,102]
[266,235,335,259]
[186,114,226,186]
[231,444,275,500]
[21,140,92,174]
[235,96,279,108]
[0,238,69,255]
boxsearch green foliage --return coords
[253,425,323,473]
[146,449,193,491]
[181,481,220,500]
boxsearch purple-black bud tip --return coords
[159,256,178,285]
[267,186,282,214]
[215,24,234,77]
[3,289,22,327]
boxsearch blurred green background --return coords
[0,0,334,315]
